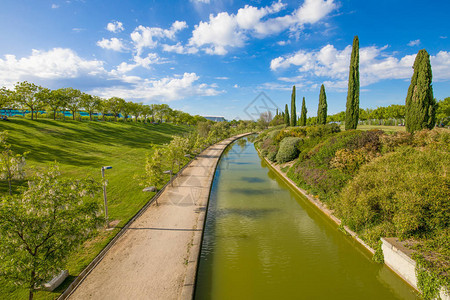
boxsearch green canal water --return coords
[194,137,419,300]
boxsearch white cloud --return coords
[407,39,420,47]
[271,44,450,89]
[111,53,166,74]
[107,21,124,33]
[97,38,126,51]
[91,72,221,102]
[0,48,105,87]
[190,0,210,3]
[162,43,198,54]
[51,4,59,9]
[189,0,336,55]
[215,77,229,80]
[233,84,239,88]
[131,21,188,55]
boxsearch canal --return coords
[194,136,419,300]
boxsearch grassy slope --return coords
[0,118,191,299]
[340,124,406,132]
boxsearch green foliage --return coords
[436,97,450,126]
[284,104,290,125]
[414,254,448,300]
[0,131,27,195]
[276,137,302,163]
[0,164,102,299]
[290,86,296,127]
[317,84,327,125]
[345,36,360,130]
[405,49,436,133]
[299,97,307,126]
[372,241,384,263]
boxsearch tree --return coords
[0,87,13,114]
[14,81,43,120]
[0,131,27,195]
[121,101,133,122]
[46,89,68,120]
[345,36,360,130]
[99,98,111,121]
[108,97,125,121]
[166,136,189,172]
[130,102,144,122]
[80,93,101,121]
[63,88,82,120]
[284,104,290,125]
[299,97,307,126]
[405,49,436,133]
[258,111,272,129]
[317,84,328,125]
[0,164,102,300]
[139,146,165,191]
[436,97,450,126]
[290,85,296,127]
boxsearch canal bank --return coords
[195,136,419,299]
[66,133,252,300]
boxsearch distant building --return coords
[203,116,226,122]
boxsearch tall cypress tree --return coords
[317,84,327,125]
[290,86,296,127]
[299,97,307,126]
[284,104,290,125]
[405,49,436,133]
[345,36,360,130]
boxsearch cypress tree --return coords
[317,84,327,125]
[345,36,360,130]
[290,86,296,126]
[284,104,290,125]
[405,49,436,133]
[299,97,307,126]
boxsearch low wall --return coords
[382,238,449,300]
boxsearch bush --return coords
[276,137,302,163]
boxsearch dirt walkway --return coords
[68,134,250,300]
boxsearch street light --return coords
[163,170,173,186]
[143,186,158,205]
[101,166,112,228]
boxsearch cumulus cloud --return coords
[271,44,450,89]
[91,72,221,102]
[0,48,105,87]
[407,39,420,47]
[51,4,59,9]
[189,0,336,55]
[162,43,199,54]
[111,53,166,74]
[97,38,127,51]
[131,21,188,55]
[107,21,124,33]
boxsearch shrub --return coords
[380,131,412,153]
[276,137,302,163]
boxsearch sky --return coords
[0,0,449,120]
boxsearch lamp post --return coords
[101,166,112,227]
[163,170,173,186]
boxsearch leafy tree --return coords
[405,49,436,133]
[436,97,450,126]
[0,164,102,300]
[99,98,111,121]
[290,86,297,127]
[46,89,68,120]
[136,146,166,193]
[80,93,101,121]
[14,81,44,120]
[0,131,27,195]
[284,104,290,125]
[63,88,82,120]
[108,97,125,121]
[166,136,190,172]
[317,84,328,125]
[130,102,144,122]
[299,97,307,126]
[121,101,133,122]
[345,36,360,130]
[0,87,13,114]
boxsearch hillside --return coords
[0,118,191,299]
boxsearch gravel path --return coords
[68,134,249,300]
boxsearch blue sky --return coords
[0,0,449,120]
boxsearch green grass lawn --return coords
[0,118,192,299]
[339,124,406,132]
